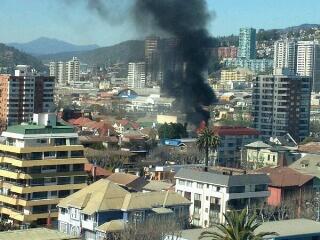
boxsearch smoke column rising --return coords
[81,0,217,126]
[134,0,217,126]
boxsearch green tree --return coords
[158,123,188,139]
[196,127,220,172]
[199,209,277,240]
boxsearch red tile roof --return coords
[85,163,113,178]
[214,126,260,136]
[257,167,314,187]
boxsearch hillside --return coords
[39,40,145,66]
[0,43,47,72]
[8,37,99,56]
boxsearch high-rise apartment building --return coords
[237,28,256,59]
[296,41,320,92]
[128,62,146,89]
[0,113,88,226]
[273,40,297,74]
[145,36,162,86]
[0,66,54,130]
[49,62,66,85]
[252,74,311,142]
[49,57,79,86]
[66,57,80,85]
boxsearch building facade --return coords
[50,62,66,85]
[128,62,146,89]
[273,39,297,75]
[0,66,55,130]
[0,113,88,226]
[237,28,256,59]
[296,41,320,92]
[214,126,260,168]
[252,74,311,142]
[218,46,238,59]
[175,168,270,228]
[145,36,162,86]
[49,57,80,86]
[66,57,80,85]
[58,179,190,239]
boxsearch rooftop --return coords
[257,166,314,187]
[0,228,79,240]
[166,219,320,240]
[5,123,75,135]
[58,179,190,215]
[175,168,270,187]
[289,154,320,177]
[214,126,260,136]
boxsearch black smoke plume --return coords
[134,0,217,126]
[79,0,217,126]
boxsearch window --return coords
[216,186,221,192]
[32,191,47,199]
[71,151,84,158]
[178,179,185,185]
[51,191,57,197]
[58,190,70,198]
[57,151,68,159]
[70,208,79,219]
[44,177,56,184]
[186,181,192,187]
[74,176,86,184]
[193,193,202,215]
[42,165,56,171]
[58,177,71,185]
[229,186,245,193]
[83,214,91,221]
[57,165,69,172]
[255,184,268,192]
[33,205,48,214]
[43,151,55,158]
[60,208,68,214]
[30,178,44,186]
[197,183,204,189]
[73,164,84,171]
[184,192,191,201]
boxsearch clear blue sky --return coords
[1,0,320,46]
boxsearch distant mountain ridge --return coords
[39,40,145,66]
[0,43,47,72]
[8,37,99,56]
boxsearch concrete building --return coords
[58,179,190,239]
[214,126,260,168]
[128,62,146,89]
[296,41,320,92]
[237,28,256,59]
[252,74,311,142]
[220,69,252,82]
[49,61,66,85]
[0,113,88,226]
[145,36,162,86]
[273,39,296,75]
[0,66,55,130]
[223,58,273,74]
[217,46,238,59]
[175,168,270,228]
[66,57,80,85]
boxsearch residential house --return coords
[175,168,270,227]
[244,141,301,169]
[257,167,315,211]
[289,154,320,191]
[58,179,190,240]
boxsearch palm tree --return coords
[196,127,220,172]
[199,209,277,240]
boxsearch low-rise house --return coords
[85,163,112,181]
[175,168,270,227]
[257,167,315,209]
[289,154,320,191]
[245,141,301,169]
[58,179,190,239]
[142,180,174,192]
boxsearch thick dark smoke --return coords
[134,0,217,126]
[78,0,217,126]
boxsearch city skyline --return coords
[1,0,320,46]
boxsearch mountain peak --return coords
[7,38,99,56]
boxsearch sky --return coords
[0,0,320,47]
